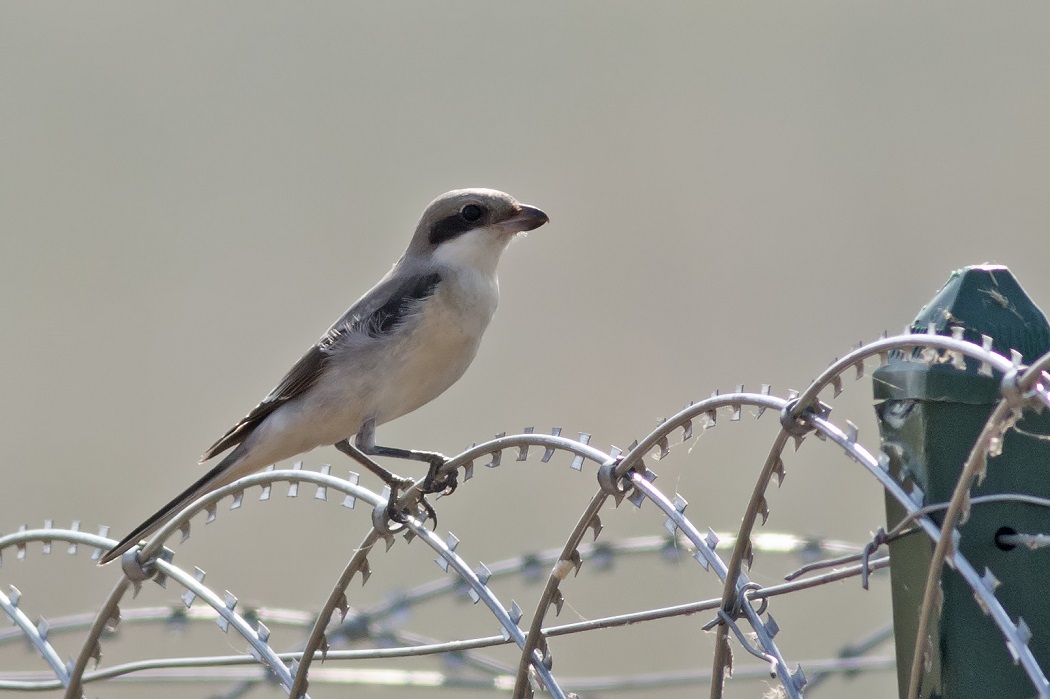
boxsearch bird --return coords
[99,188,549,565]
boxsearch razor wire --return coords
[1,330,1049,697]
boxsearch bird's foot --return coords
[382,454,452,532]
[419,453,458,497]
[383,476,439,531]
[383,475,417,523]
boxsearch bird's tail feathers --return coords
[97,452,243,565]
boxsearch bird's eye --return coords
[460,204,483,222]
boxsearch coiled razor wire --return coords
[1,330,1049,697]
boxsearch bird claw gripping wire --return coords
[419,454,458,497]
[382,454,457,533]
[373,478,437,535]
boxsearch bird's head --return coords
[408,188,549,274]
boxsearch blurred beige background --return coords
[2,2,1049,697]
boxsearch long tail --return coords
[98,451,242,565]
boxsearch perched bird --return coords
[99,189,548,565]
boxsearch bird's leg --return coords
[355,419,458,496]
[333,438,410,489]
[333,438,418,524]
[342,420,457,528]
[362,445,457,495]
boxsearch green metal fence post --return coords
[872,265,1050,698]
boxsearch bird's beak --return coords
[501,204,549,233]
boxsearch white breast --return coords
[367,265,499,425]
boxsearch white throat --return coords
[431,227,514,277]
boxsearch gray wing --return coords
[199,269,442,461]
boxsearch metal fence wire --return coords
[3,326,1050,698]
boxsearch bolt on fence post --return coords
[872,265,1050,698]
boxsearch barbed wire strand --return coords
[3,333,1049,697]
